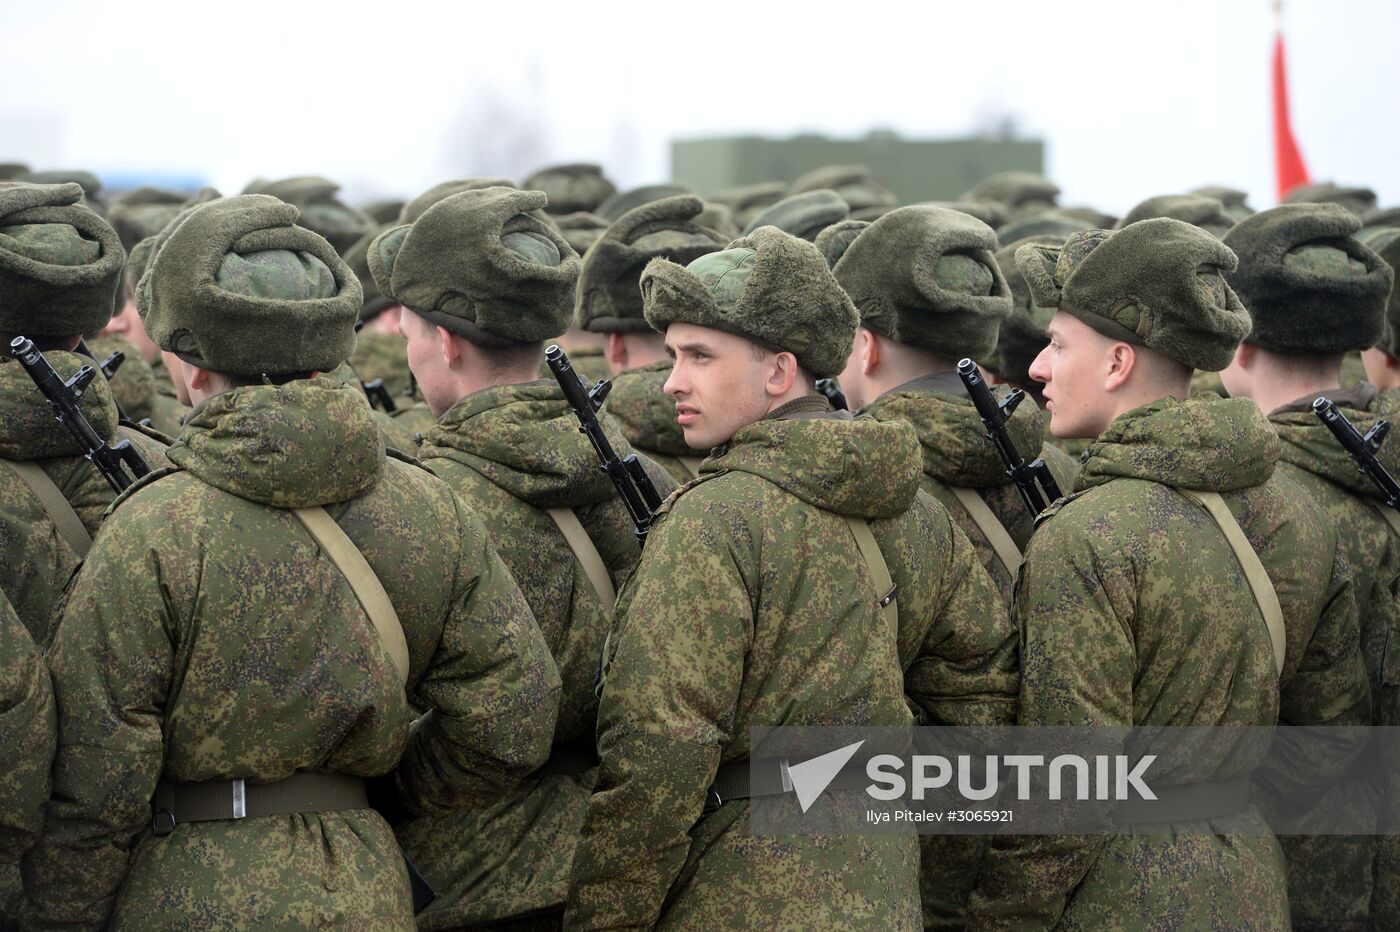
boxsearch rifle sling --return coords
[950,485,1023,577]
[843,516,899,633]
[2,458,91,557]
[1368,499,1400,539]
[291,506,409,686]
[545,507,616,607]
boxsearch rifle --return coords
[545,344,663,545]
[815,377,848,412]
[1313,397,1400,509]
[363,378,398,414]
[9,336,150,493]
[957,357,1063,517]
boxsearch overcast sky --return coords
[5,0,1396,215]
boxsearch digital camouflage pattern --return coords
[567,398,1016,930]
[0,445,77,647]
[323,361,419,452]
[603,360,705,483]
[1267,382,1400,928]
[22,378,562,930]
[351,328,414,399]
[0,590,55,925]
[401,378,676,928]
[969,393,1371,930]
[87,333,160,426]
[389,399,435,446]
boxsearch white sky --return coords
[4,0,1397,215]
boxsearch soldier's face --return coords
[1028,312,1116,439]
[663,323,774,449]
[102,290,161,364]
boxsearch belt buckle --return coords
[151,808,176,836]
[232,778,247,819]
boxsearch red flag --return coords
[1273,31,1309,199]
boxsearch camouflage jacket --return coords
[1268,383,1400,927]
[0,591,55,925]
[0,351,170,647]
[1377,388,1400,932]
[324,361,419,453]
[969,394,1370,930]
[22,379,561,931]
[87,334,186,437]
[350,328,414,399]
[863,372,1079,606]
[402,379,677,928]
[604,361,705,484]
[566,395,1015,931]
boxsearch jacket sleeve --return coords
[395,494,562,816]
[565,494,752,931]
[0,593,55,865]
[21,519,173,931]
[968,512,1122,930]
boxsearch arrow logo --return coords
[787,740,866,812]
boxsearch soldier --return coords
[523,162,617,217]
[368,185,678,928]
[0,182,170,639]
[565,226,1015,929]
[1219,203,1398,929]
[1116,193,1236,238]
[343,227,413,398]
[962,171,1059,221]
[788,164,898,220]
[967,220,1370,928]
[1360,227,1400,392]
[21,194,562,930]
[742,189,850,241]
[242,175,375,256]
[0,588,54,928]
[575,195,729,483]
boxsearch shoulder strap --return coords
[678,456,706,481]
[949,485,1023,577]
[545,507,617,607]
[291,506,410,686]
[2,458,92,558]
[1368,499,1400,539]
[1178,489,1286,679]
[843,515,899,633]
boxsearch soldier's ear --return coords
[765,350,801,397]
[1103,341,1137,393]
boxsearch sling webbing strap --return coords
[1179,489,1286,679]
[950,485,1023,577]
[1368,500,1400,539]
[2,458,91,557]
[545,507,616,607]
[292,506,409,686]
[678,456,706,481]
[843,515,899,633]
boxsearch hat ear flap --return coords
[367,225,410,299]
[1016,242,1063,309]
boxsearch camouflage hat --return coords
[522,163,617,216]
[789,165,898,214]
[399,178,516,224]
[107,186,188,253]
[0,183,124,338]
[1363,205,1400,229]
[1117,195,1235,239]
[369,186,579,346]
[641,225,858,378]
[577,195,728,333]
[597,184,693,223]
[712,181,787,228]
[1189,185,1254,223]
[964,171,1059,215]
[1016,218,1251,371]
[242,176,374,256]
[1359,226,1400,358]
[342,224,396,322]
[832,205,1011,360]
[921,199,1010,230]
[360,199,406,225]
[985,234,1060,386]
[551,211,611,255]
[813,219,871,268]
[124,188,221,296]
[1283,181,1378,218]
[996,209,1095,247]
[743,190,849,241]
[1223,203,1392,354]
[138,194,361,376]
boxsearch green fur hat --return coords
[124,188,221,298]
[1189,185,1254,223]
[921,199,1011,230]
[1016,218,1251,371]
[789,164,897,214]
[242,176,373,256]
[1224,204,1392,354]
[343,224,396,322]
[138,194,361,376]
[0,182,125,337]
[399,178,516,224]
[16,170,106,214]
[743,190,849,241]
[814,219,871,269]
[552,211,611,255]
[996,209,1095,247]
[964,171,1059,215]
[695,201,741,240]
[986,234,1060,386]
[577,195,728,333]
[832,205,1011,360]
[523,163,617,216]
[1118,194,1235,238]
[712,181,788,228]
[370,186,579,346]
[360,199,406,225]
[1283,181,1378,218]
[107,186,188,253]
[641,226,858,378]
[1359,226,1400,359]
[1362,205,1400,229]
[596,184,693,223]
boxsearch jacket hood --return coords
[1078,393,1279,493]
[421,379,627,508]
[1269,382,1400,500]
[0,350,120,460]
[167,377,384,507]
[709,402,924,518]
[604,361,691,456]
[863,372,1046,488]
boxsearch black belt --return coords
[152,771,368,836]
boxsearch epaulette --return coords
[119,418,176,447]
[1032,487,1090,528]
[104,464,183,518]
[652,467,728,521]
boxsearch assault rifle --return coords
[1313,397,1400,510]
[363,378,398,414]
[815,377,848,411]
[9,336,150,493]
[546,344,663,545]
[957,357,1062,517]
